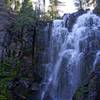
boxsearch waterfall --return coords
[41,12,100,100]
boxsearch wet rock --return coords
[93,51,100,70]
[67,9,85,32]
[73,51,100,100]
[9,77,41,100]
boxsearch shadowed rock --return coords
[0,0,14,61]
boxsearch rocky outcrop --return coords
[0,1,52,98]
[34,21,52,77]
[0,0,15,62]
[73,51,100,100]
[66,9,85,32]
[7,21,52,99]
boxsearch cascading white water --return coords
[41,12,100,100]
[41,19,68,100]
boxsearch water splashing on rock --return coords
[41,12,100,100]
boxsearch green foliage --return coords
[5,0,21,12]
[74,0,96,10]
[20,0,33,15]
[0,55,21,99]
[0,78,10,100]
[77,86,88,95]
[14,0,20,12]
[12,0,34,33]
[48,0,59,19]
[5,0,13,8]
[73,85,89,100]
[41,13,53,21]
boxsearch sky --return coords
[45,0,76,15]
[20,0,76,16]
[57,0,76,15]
[33,0,76,15]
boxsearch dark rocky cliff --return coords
[0,0,100,99]
[0,1,52,98]
[0,1,14,62]
[73,7,100,100]
[73,51,100,100]
[7,21,52,99]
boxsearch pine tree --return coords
[74,0,96,10]
[14,0,20,12]
[49,0,58,19]
[5,0,20,12]
[14,0,34,32]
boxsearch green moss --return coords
[73,85,89,100]
[0,78,11,99]
[0,56,21,99]
[78,86,88,94]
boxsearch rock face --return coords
[0,1,52,97]
[66,9,85,32]
[73,51,100,100]
[0,0,14,62]
[8,21,52,99]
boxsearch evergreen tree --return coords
[5,0,20,12]
[14,0,34,32]
[74,0,96,10]
[48,0,58,19]
[5,0,12,9]
[14,0,20,12]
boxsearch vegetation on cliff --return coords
[0,0,100,99]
